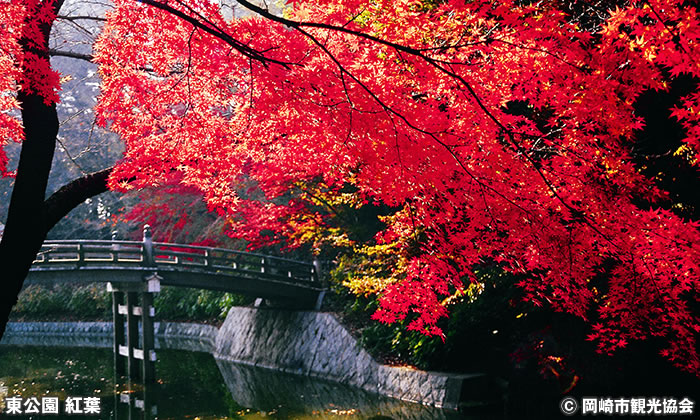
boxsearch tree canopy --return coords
[1,0,699,374]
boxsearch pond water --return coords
[0,343,502,420]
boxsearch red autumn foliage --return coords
[2,0,699,374]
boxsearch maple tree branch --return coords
[242,1,622,250]
[172,0,232,46]
[55,135,87,174]
[159,28,197,117]
[420,56,618,243]
[48,48,93,62]
[57,15,106,22]
[231,4,573,161]
[236,0,583,72]
[234,0,446,59]
[298,11,614,246]
[53,0,66,15]
[490,39,586,71]
[229,5,545,153]
[43,167,112,233]
[227,6,516,233]
[233,0,554,138]
[642,0,700,71]
[137,0,296,69]
[294,185,344,220]
[162,0,646,257]
[290,25,533,218]
[415,24,501,52]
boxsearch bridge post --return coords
[112,291,125,375]
[312,258,322,284]
[108,225,160,384]
[141,284,156,383]
[312,257,326,311]
[126,292,140,378]
[140,224,159,383]
[115,378,158,420]
[143,224,154,267]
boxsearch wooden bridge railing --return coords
[32,239,320,286]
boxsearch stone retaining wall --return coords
[155,322,218,353]
[214,307,503,410]
[1,321,217,353]
[5,321,113,336]
[2,322,113,348]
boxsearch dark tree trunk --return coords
[0,0,61,340]
[0,90,59,339]
[0,100,111,339]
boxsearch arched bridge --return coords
[25,226,328,383]
[27,234,325,310]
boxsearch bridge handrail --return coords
[40,239,142,245]
[38,239,313,266]
[33,239,319,284]
[152,242,315,266]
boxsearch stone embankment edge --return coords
[3,321,217,353]
[213,307,505,410]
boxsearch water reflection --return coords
[216,360,473,420]
[113,380,158,420]
[1,332,501,419]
